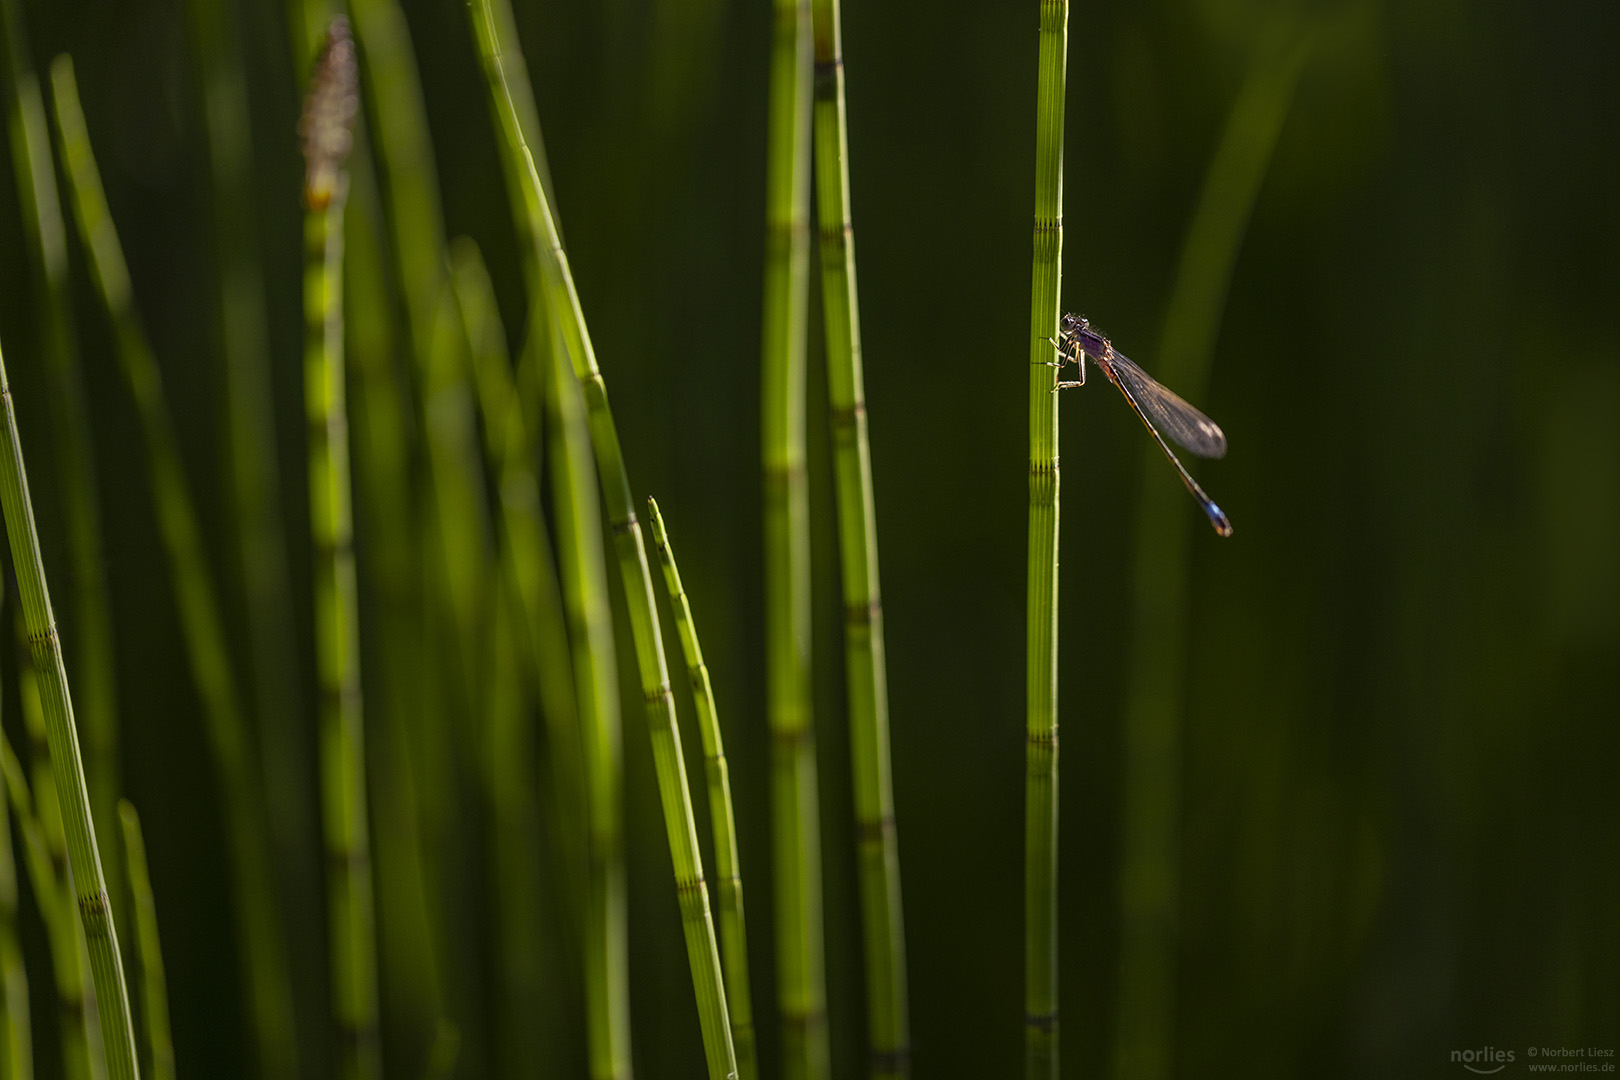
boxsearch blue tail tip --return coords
[1206,502,1233,538]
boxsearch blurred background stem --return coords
[1112,27,1313,1080]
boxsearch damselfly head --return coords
[1059,312,1088,337]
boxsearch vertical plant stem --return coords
[763,0,826,1074]
[301,22,381,1080]
[0,0,122,916]
[467,5,739,1078]
[0,338,137,1080]
[117,803,174,1080]
[1112,32,1310,1080]
[1025,3,1067,1079]
[542,306,631,1080]
[648,498,760,1080]
[807,0,908,1074]
[50,54,297,1080]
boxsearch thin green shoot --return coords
[648,497,760,1080]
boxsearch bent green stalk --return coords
[763,0,826,1075]
[466,4,737,1077]
[648,498,759,1080]
[1025,3,1067,1079]
[50,54,297,1079]
[301,23,381,1080]
[0,338,137,1079]
[808,0,908,1073]
[0,0,122,911]
[1112,31,1311,1080]
[118,802,175,1080]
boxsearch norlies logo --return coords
[1453,1046,1516,1074]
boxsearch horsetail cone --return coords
[300,18,358,208]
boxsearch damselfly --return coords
[1050,313,1233,537]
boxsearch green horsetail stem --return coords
[119,802,175,1080]
[808,0,909,1073]
[300,21,382,1080]
[15,628,95,1080]
[763,0,827,1075]
[0,341,137,1079]
[0,0,123,924]
[647,498,760,1080]
[466,3,738,1077]
[542,302,631,1080]
[1112,31,1312,1080]
[49,53,298,1080]
[1025,3,1067,1078]
[0,659,30,1080]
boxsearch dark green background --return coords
[0,0,1614,1077]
